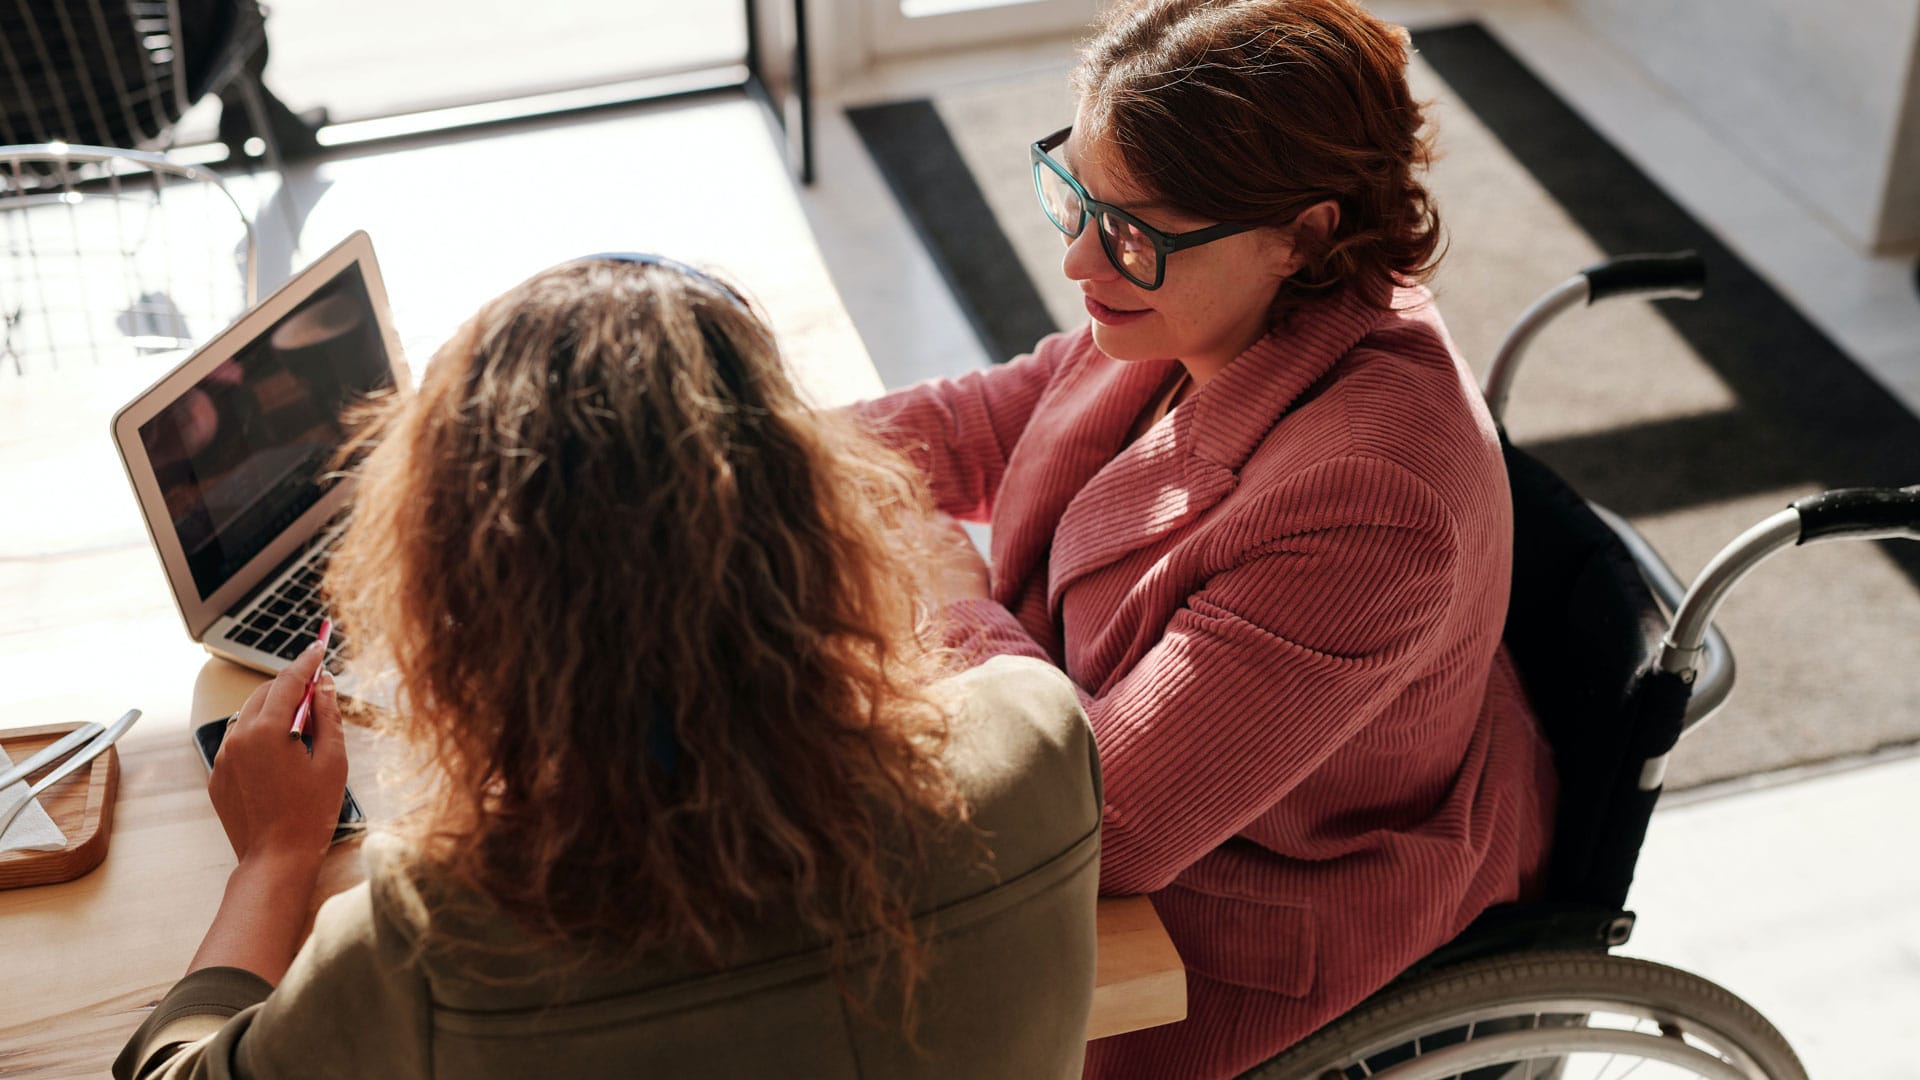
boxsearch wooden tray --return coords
[0,722,119,890]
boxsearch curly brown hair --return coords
[1073,0,1443,312]
[323,258,965,1008]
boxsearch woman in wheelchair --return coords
[855,0,1558,1074]
[115,257,1105,1078]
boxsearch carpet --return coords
[847,23,1920,791]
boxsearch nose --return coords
[1061,221,1119,285]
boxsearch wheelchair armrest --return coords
[1587,503,1736,745]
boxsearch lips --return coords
[1084,295,1151,326]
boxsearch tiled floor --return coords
[1630,754,1920,1079]
[5,0,1917,1075]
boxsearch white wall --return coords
[1560,0,1920,252]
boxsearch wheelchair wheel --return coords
[1242,950,1806,1080]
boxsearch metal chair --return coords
[1,142,255,374]
[0,0,323,162]
[0,3,296,373]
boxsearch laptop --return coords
[111,231,408,681]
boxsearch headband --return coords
[575,251,751,311]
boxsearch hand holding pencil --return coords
[289,618,332,741]
[208,637,348,864]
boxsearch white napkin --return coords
[0,744,71,853]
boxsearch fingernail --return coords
[320,671,335,692]
[304,640,323,655]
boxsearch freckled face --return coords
[1057,113,1300,380]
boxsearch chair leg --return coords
[221,68,318,255]
[216,33,324,166]
[218,71,325,165]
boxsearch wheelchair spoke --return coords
[1255,953,1803,1080]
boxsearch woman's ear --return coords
[1274,199,1341,278]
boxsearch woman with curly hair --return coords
[857,1,1558,1074]
[115,256,1104,1078]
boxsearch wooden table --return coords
[0,287,1184,1076]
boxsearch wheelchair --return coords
[1244,253,1920,1080]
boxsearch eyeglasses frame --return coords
[1029,126,1257,291]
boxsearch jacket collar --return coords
[1044,284,1390,609]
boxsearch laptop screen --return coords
[137,262,395,601]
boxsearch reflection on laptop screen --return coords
[138,263,394,601]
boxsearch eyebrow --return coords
[1057,142,1173,215]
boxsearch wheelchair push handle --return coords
[1665,483,1920,661]
[1791,485,1920,543]
[1482,250,1705,426]
[1580,251,1706,304]
[1636,484,1920,789]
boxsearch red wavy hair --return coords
[1074,0,1443,312]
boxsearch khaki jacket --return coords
[117,656,1102,1079]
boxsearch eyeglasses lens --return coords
[1100,215,1159,286]
[1036,164,1084,236]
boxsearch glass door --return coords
[865,0,1104,58]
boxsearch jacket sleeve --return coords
[941,456,1461,895]
[114,883,430,1080]
[112,968,271,1080]
[851,330,1075,522]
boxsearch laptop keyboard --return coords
[220,541,347,672]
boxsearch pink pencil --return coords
[289,618,333,739]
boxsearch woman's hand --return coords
[930,516,992,605]
[210,642,348,869]
[184,644,349,985]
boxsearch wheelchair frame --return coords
[1244,252,1920,1080]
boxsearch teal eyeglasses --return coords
[1030,126,1256,290]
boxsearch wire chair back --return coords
[2,142,256,376]
[1,0,189,152]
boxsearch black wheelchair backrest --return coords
[1501,438,1690,911]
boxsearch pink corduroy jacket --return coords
[857,283,1557,1078]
